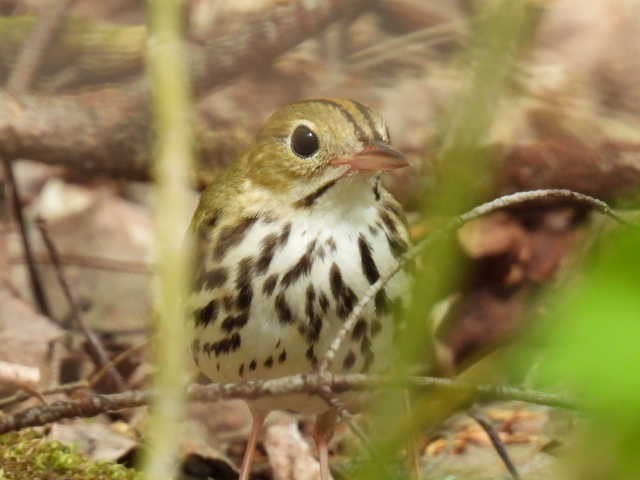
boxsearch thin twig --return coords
[36,218,127,393]
[88,341,148,388]
[0,380,88,409]
[0,373,577,434]
[1,158,50,317]
[6,0,76,93]
[469,410,521,480]
[0,342,146,410]
[317,386,373,453]
[319,189,628,373]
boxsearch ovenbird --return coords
[189,99,410,480]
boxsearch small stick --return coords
[317,386,373,453]
[469,410,521,480]
[0,373,578,434]
[319,189,629,373]
[1,158,51,317]
[36,218,127,393]
[88,341,148,388]
[0,380,88,410]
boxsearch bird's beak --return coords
[330,143,408,172]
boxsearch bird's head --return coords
[240,99,407,207]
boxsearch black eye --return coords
[290,125,319,158]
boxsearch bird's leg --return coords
[239,410,264,480]
[313,409,338,480]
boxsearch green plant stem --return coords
[142,0,193,478]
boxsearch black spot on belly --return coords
[343,350,356,370]
[256,233,279,274]
[221,313,249,333]
[195,300,218,328]
[280,239,317,288]
[329,263,358,319]
[221,295,234,312]
[303,284,323,343]
[279,222,292,245]
[204,332,241,357]
[239,363,245,377]
[235,257,254,310]
[358,234,380,284]
[275,292,295,324]
[305,346,318,367]
[263,274,279,296]
[198,267,228,289]
[319,291,330,313]
[249,359,257,370]
[278,350,287,363]
[351,318,367,341]
[264,356,273,368]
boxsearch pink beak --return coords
[330,143,408,172]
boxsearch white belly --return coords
[190,192,409,414]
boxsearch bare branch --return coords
[1,158,50,316]
[469,410,521,480]
[0,380,88,409]
[319,189,627,373]
[0,373,577,434]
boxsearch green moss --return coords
[0,430,141,480]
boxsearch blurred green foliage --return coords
[351,2,535,479]
[539,224,640,479]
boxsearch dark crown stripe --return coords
[312,99,368,142]
[351,99,383,142]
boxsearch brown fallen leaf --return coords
[0,287,63,396]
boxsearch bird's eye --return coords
[290,125,319,158]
